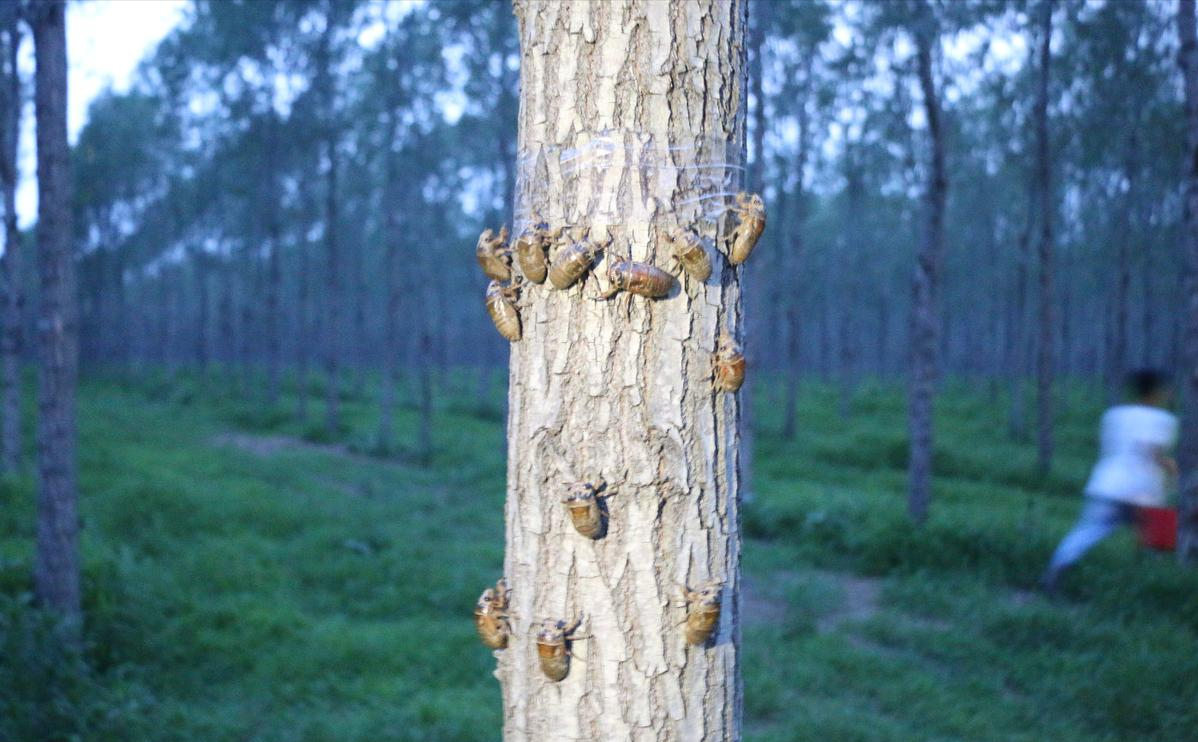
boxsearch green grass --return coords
[2,369,1196,741]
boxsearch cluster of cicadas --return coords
[474,576,725,683]
[475,192,765,395]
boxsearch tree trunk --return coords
[266,113,282,406]
[498,1,746,739]
[318,17,341,434]
[31,0,80,625]
[1109,137,1137,400]
[907,3,945,526]
[0,10,23,473]
[194,249,210,377]
[378,70,401,450]
[297,182,315,422]
[1175,0,1198,564]
[1034,0,1055,474]
[781,94,809,440]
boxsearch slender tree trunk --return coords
[1110,138,1137,399]
[194,251,210,377]
[1035,0,1055,474]
[378,72,401,450]
[31,0,79,625]
[318,19,341,434]
[782,95,809,440]
[0,11,23,473]
[1175,0,1198,564]
[908,4,946,525]
[499,1,745,739]
[266,114,282,406]
[737,0,767,503]
[297,215,312,422]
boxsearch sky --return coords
[15,0,188,227]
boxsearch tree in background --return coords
[29,0,79,626]
[0,1,22,474]
[906,0,947,525]
[1035,0,1056,474]
[1177,0,1198,564]
[498,0,747,737]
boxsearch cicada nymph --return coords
[535,616,583,681]
[562,480,610,539]
[475,225,512,281]
[728,192,765,265]
[668,229,713,282]
[514,222,560,284]
[683,581,723,646]
[596,254,676,300]
[548,230,607,290]
[485,280,521,341]
[713,329,746,392]
[474,578,511,650]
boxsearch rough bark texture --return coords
[907,6,945,525]
[1176,0,1198,564]
[31,0,80,623]
[499,1,746,740]
[0,7,23,474]
[1035,0,1055,474]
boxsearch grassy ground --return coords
[2,371,1197,741]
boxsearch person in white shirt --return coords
[1041,369,1178,593]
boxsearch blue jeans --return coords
[1047,497,1138,574]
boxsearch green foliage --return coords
[2,377,1196,740]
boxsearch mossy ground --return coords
[2,371,1196,741]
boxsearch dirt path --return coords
[741,568,881,633]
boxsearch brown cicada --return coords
[668,229,712,282]
[596,256,676,300]
[474,578,511,650]
[713,329,746,393]
[548,231,607,290]
[514,222,561,284]
[728,192,765,265]
[476,225,512,281]
[485,280,521,341]
[682,581,723,646]
[562,480,611,539]
[535,616,583,682]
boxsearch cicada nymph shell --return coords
[535,616,582,682]
[474,578,511,650]
[669,229,712,282]
[485,280,521,341]
[728,192,765,265]
[683,581,723,646]
[596,256,676,300]
[562,480,607,539]
[548,231,606,290]
[713,329,746,392]
[475,225,512,281]
[514,222,560,284]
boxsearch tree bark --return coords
[907,2,946,526]
[1175,0,1198,564]
[30,0,80,625]
[318,15,342,434]
[0,8,23,473]
[498,1,746,739]
[266,113,282,406]
[1034,0,1055,474]
[781,92,809,440]
[378,57,401,450]
[1109,135,1137,400]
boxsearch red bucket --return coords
[1137,506,1177,551]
